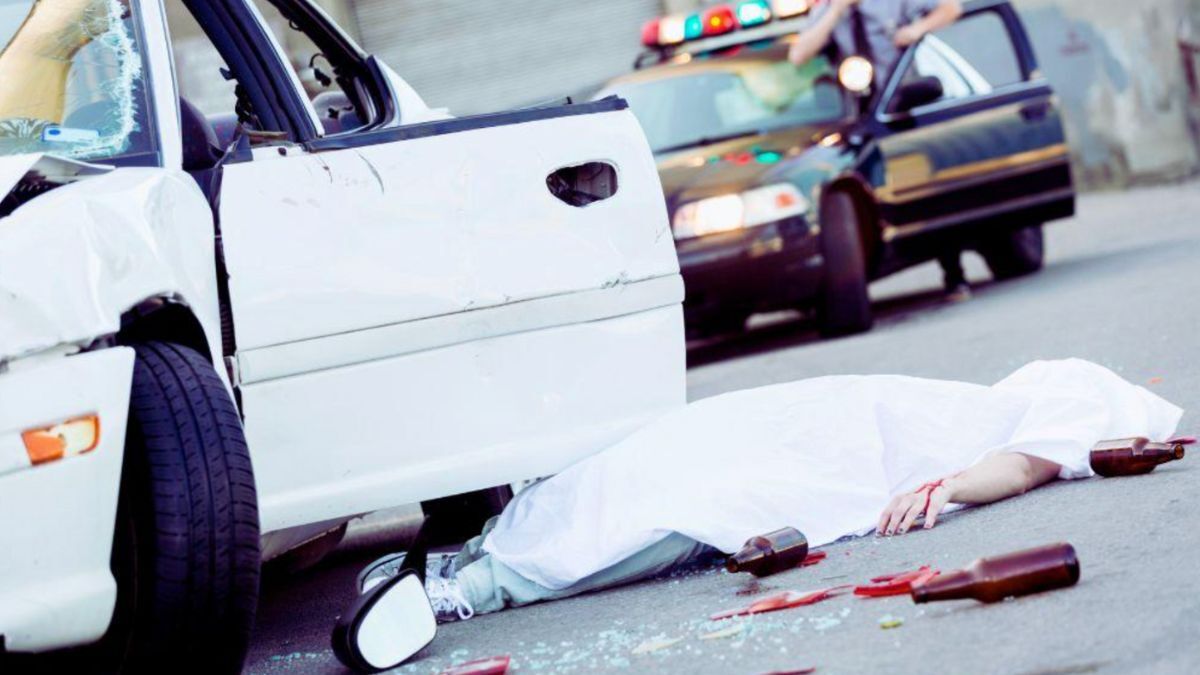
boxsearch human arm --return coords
[876,451,1062,536]
[788,0,858,65]
[893,0,963,47]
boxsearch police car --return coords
[597,0,1074,336]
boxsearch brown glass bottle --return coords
[911,543,1079,604]
[1090,438,1185,477]
[726,527,809,577]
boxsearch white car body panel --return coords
[0,0,684,655]
[219,106,682,533]
[220,109,676,351]
[0,348,135,652]
[0,164,222,366]
[249,304,684,532]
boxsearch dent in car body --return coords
[0,155,221,365]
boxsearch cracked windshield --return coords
[0,0,151,161]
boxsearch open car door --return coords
[171,0,685,534]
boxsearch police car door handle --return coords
[1019,101,1051,122]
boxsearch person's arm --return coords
[877,451,1062,536]
[893,0,963,47]
[788,0,858,65]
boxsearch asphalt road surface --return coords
[244,181,1200,675]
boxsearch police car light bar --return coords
[642,0,814,48]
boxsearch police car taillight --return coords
[640,0,813,48]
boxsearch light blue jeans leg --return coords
[454,529,717,615]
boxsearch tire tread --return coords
[121,342,260,674]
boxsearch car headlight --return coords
[673,184,809,240]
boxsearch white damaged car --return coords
[0,0,683,670]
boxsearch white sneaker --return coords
[358,551,455,594]
[425,574,475,622]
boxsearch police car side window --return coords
[910,40,973,100]
[931,11,1025,90]
[895,10,1025,109]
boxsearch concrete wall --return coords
[1015,0,1200,187]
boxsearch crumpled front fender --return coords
[0,166,221,364]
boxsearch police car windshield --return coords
[600,51,844,154]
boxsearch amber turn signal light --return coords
[21,415,101,465]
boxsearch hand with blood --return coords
[876,479,954,536]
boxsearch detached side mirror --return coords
[890,76,945,114]
[332,570,437,673]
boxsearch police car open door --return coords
[871,1,1074,242]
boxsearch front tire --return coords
[816,191,873,336]
[980,224,1044,280]
[105,342,261,673]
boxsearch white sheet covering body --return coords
[483,360,1182,590]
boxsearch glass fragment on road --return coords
[631,634,684,655]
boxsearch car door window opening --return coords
[878,8,1033,120]
[176,0,297,141]
[248,0,382,137]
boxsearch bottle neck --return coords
[911,569,975,604]
[727,546,770,573]
[1146,443,1186,464]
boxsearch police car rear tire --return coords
[816,191,873,337]
[981,224,1044,280]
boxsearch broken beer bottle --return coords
[726,527,809,577]
[1090,437,1186,477]
[911,542,1079,604]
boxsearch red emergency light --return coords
[702,5,738,36]
[641,17,661,47]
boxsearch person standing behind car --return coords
[789,0,973,302]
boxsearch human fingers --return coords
[923,487,952,529]
[895,496,927,535]
[884,494,919,536]
[877,495,904,534]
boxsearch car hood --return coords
[0,153,112,203]
[0,156,224,366]
[655,122,846,212]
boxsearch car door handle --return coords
[1019,101,1051,122]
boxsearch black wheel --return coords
[102,342,260,674]
[421,486,513,548]
[816,191,873,336]
[980,224,1044,280]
